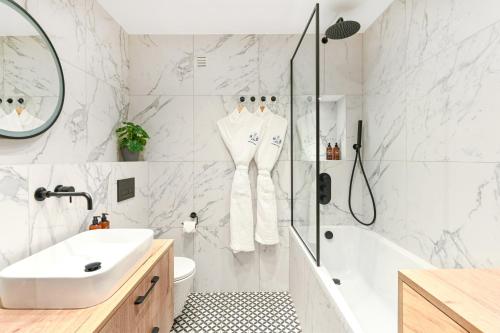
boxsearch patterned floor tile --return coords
[171,292,302,333]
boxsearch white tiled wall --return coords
[362,0,500,268]
[128,34,298,292]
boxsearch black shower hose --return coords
[348,146,376,226]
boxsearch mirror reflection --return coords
[0,0,63,138]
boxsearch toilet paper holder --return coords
[183,212,199,226]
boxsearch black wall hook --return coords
[261,96,266,102]
[250,96,256,102]
[239,96,245,102]
[7,98,13,104]
[271,96,277,102]
[18,98,24,104]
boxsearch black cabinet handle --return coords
[152,327,160,333]
[134,276,160,305]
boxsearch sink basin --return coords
[0,229,153,309]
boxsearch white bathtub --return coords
[290,225,433,333]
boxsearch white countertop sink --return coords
[0,228,153,309]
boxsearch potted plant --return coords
[115,122,150,161]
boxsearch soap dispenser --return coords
[89,216,101,230]
[326,143,333,160]
[99,213,110,229]
[333,143,341,160]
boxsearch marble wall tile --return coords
[323,34,363,96]
[364,160,407,238]
[86,0,128,89]
[108,161,149,227]
[86,75,124,162]
[405,162,449,265]
[129,35,193,96]
[406,0,500,70]
[194,226,260,292]
[194,35,258,95]
[259,227,289,291]
[446,21,500,162]
[193,161,233,228]
[362,0,500,271]
[363,75,406,162]
[258,34,299,96]
[193,95,233,162]
[446,162,500,268]
[29,0,87,71]
[363,0,407,94]
[405,51,451,162]
[129,95,194,162]
[0,166,29,270]
[148,162,194,235]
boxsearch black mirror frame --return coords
[0,0,65,140]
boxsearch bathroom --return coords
[0,0,500,332]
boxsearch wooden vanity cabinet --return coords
[99,244,173,333]
[399,269,500,333]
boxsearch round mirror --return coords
[0,0,64,139]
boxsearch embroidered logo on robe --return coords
[271,135,282,147]
[248,132,260,145]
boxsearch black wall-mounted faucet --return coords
[34,185,93,210]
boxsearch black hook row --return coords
[0,97,24,104]
[239,96,277,103]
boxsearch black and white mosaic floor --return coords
[171,292,302,333]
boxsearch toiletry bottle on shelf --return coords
[333,143,341,160]
[326,143,333,160]
[89,216,101,230]
[99,213,110,229]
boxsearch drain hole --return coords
[85,262,102,272]
[333,278,341,285]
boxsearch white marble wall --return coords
[128,34,298,292]
[0,0,130,269]
[362,0,500,268]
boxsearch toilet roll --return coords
[183,220,197,233]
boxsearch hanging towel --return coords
[254,107,288,245]
[217,107,264,252]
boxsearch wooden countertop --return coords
[0,239,173,333]
[399,269,500,333]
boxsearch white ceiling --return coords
[97,0,394,35]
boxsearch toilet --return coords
[173,257,196,318]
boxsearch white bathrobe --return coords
[217,107,264,252]
[254,107,287,245]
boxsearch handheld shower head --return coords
[322,17,361,43]
[353,120,362,150]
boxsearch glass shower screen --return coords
[290,4,320,264]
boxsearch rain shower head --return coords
[322,17,360,43]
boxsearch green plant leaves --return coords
[115,122,150,152]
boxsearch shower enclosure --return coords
[290,3,320,265]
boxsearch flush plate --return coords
[117,177,135,202]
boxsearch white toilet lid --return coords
[174,257,195,281]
